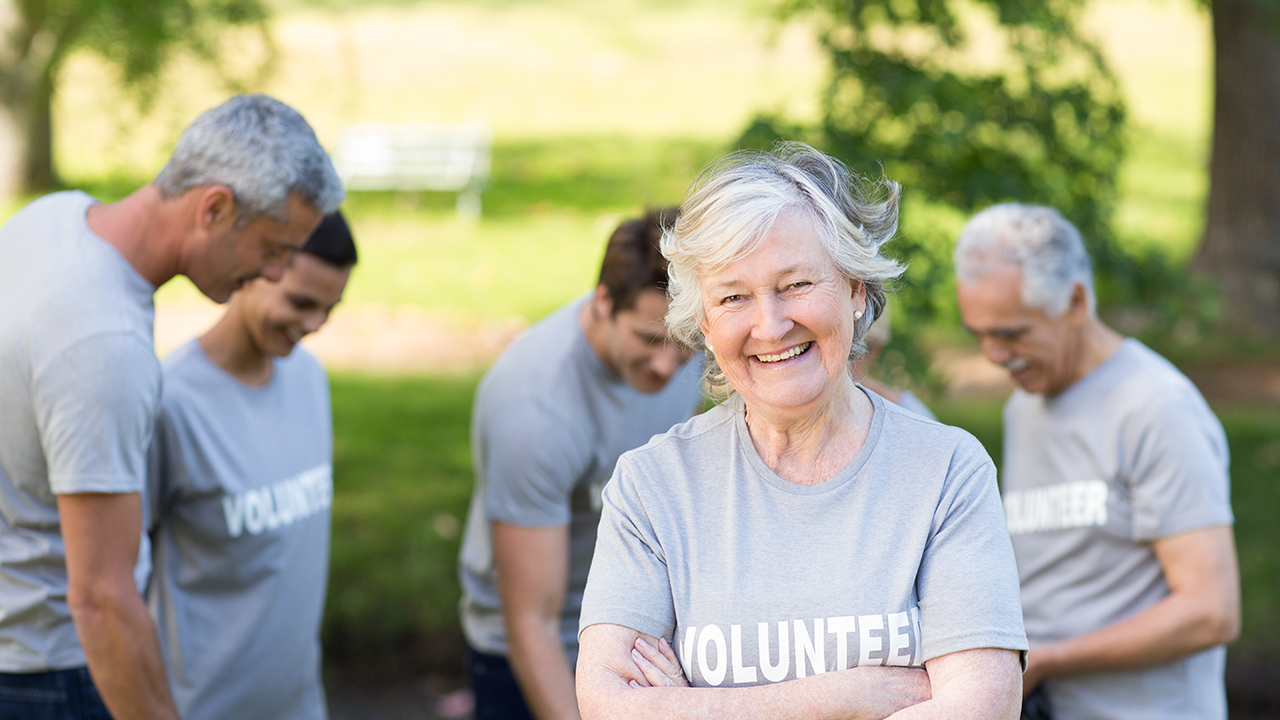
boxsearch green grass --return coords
[1,0,1206,335]
[933,397,1280,657]
[141,135,726,320]
[325,372,480,672]
[324,380,1280,678]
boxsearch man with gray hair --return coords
[0,94,343,719]
[953,203,1240,720]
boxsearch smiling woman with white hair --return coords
[574,143,1028,720]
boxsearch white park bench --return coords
[333,123,493,219]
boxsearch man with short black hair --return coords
[0,94,343,719]
[458,208,703,720]
[953,203,1240,720]
[147,211,356,720]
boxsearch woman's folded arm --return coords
[577,623,932,720]
[883,647,1022,720]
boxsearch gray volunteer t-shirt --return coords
[458,296,703,658]
[0,191,159,672]
[1002,339,1233,720]
[580,391,1027,686]
[147,340,332,720]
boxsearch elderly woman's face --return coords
[700,212,865,417]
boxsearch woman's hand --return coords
[627,636,689,688]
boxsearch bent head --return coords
[233,211,357,359]
[954,203,1094,395]
[590,208,690,393]
[663,142,904,409]
[155,94,346,302]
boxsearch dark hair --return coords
[598,207,678,316]
[300,210,358,268]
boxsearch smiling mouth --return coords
[1002,358,1032,374]
[755,342,812,364]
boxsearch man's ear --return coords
[592,284,613,319]
[195,186,237,235]
[1068,282,1090,321]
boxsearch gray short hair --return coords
[954,203,1094,317]
[154,95,345,223]
[662,142,905,391]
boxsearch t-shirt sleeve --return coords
[33,332,160,495]
[917,440,1028,664]
[144,402,179,535]
[480,398,592,527]
[1126,389,1233,541]
[578,457,675,640]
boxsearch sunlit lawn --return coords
[324,377,1280,678]
[6,0,1209,327]
[12,0,1264,685]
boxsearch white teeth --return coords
[1003,358,1031,373]
[756,342,811,363]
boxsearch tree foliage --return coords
[740,0,1134,384]
[0,0,272,193]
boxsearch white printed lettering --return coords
[910,606,922,663]
[758,621,789,682]
[794,618,826,678]
[697,625,727,686]
[858,614,885,666]
[220,464,333,538]
[273,484,296,525]
[886,612,912,666]
[730,625,757,684]
[222,495,244,538]
[264,487,280,531]
[245,489,266,535]
[680,626,696,680]
[1004,480,1108,534]
[828,616,857,670]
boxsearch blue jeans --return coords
[0,667,112,720]
[467,645,535,720]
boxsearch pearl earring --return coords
[854,309,864,320]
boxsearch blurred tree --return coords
[741,0,1129,382]
[1195,0,1280,337]
[0,0,271,197]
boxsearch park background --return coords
[3,0,1280,716]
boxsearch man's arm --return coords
[59,493,179,720]
[1023,524,1240,695]
[577,623,932,720]
[494,521,581,720]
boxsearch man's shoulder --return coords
[1,192,152,360]
[478,300,593,406]
[1090,341,1211,422]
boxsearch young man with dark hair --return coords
[146,212,356,720]
[458,208,703,720]
[0,94,341,720]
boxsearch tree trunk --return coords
[1195,0,1280,336]
[0,0,60,200]
[0,74,57,198]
